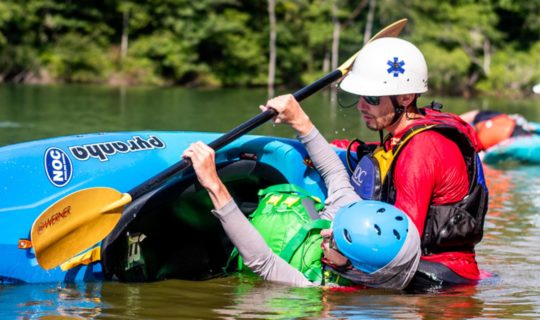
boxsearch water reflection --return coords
[0,282,104,319]
[477,164,540,318]
[2,85,540,319]
[0,277,493,319]
[482,165,540,243]
[320,285,486,319]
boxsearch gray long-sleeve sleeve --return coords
[210,126,359,286]
[298,127,360,220]
[212,201,314,287]
[210,127,422,288]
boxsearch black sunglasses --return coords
[362,96,380,106]
[336,84,381,108]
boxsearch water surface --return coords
[1,84,540,319]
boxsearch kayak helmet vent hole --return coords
[374,224,381,236]
[393,229,401,240]
[377,208,386,213]
[343,229,353,243]
[395,216,404,221]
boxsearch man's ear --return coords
[397,94,416,108]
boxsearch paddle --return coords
[31,18,408,270]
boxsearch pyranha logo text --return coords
[69,135,166,162]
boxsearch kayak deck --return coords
[0,131,342,283]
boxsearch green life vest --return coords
[232,184,330,282]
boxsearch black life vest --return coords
[350,107,489,255]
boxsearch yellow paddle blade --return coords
[31,187,132,270]
[338,18,408,74]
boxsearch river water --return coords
[1,84,540,319]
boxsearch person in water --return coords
[460,109,535,150]
[183,108,422,289]
[184,37,489,290]
[334,37,489,289]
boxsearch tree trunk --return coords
[363,0,376,45]
[330,0,367,102]
[267,0,277,99]
[465,70,479,98]
[121,9,129,62]
[323,51,330,73]
[331,0,368,70]
[331,1,340,71]
[483,38,491,76]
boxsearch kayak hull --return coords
[482,121,540,165]
[0,131,345,284]
[483,135,540,165]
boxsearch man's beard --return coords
[365,114,393,131]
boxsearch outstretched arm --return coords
[262,94,359,219]
[260,94,314,136]
[182,142,232,209]
[182,142,313,286]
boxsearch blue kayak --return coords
[483,135,540,165]
[0,131,347,284]
[482,122,540,165]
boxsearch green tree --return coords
[0,0,539,97]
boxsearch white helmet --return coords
[340,37,428,96]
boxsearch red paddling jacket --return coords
[351,106,489,255]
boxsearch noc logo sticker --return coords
[44,147,73,187]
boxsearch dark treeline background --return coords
[0,0,539,97]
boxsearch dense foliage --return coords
[0,0,539,96]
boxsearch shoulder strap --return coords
[302,197,321,220]
[224,215,330,274]
[226,184,327,274]
[279,219,331,263]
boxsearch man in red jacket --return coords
[188,37,489,291]
[318,37,489,290]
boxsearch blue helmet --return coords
[332,200,410,273]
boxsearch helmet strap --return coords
[389,95,405,126]
[381,95,419,148]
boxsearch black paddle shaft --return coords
[128,69,343,200]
